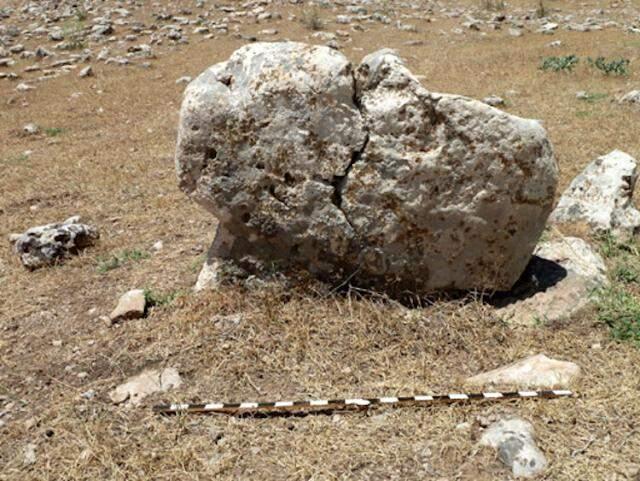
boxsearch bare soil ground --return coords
[2,1,640,479]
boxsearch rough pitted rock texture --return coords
[550,150,640,240]
[176,42,558,294]
[10,216,99,269]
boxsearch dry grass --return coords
[2,0,640,479]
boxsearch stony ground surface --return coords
[3,0,640,479]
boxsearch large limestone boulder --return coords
[549,150,640,240]
[176,42,558,295]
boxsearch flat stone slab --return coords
[109,367,182,405]
[465,353,581,389]
[494,236,608,325]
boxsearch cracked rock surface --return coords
[176,42,558,295]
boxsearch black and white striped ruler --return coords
[153,389,573,415]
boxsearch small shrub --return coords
[596,286,640,345]
[144,288,183,308]
[97,249,150,273]
[301,7,324,31]
[541,55,579,72]
[60,19,87,51]
[45,127,65,137]
[481,0,506,10]
[535,0,547,18]
[588,57,630,76]
[75,7,87,22]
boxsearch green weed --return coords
[579,92,608,103]
[595,286,640,345]
[588,57,630,76]
[614,263,640,284]
[1,153,29,165]
[144,288,184,308]
[45,127,66,137]
[597,232,639,258]
[541,55,579,72]
[97,249,150,273]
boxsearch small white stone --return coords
[109,368,182,405]
[481,417,547,478]
[81,390,96,400]
[109,289,146,323]
[78,66,93,78]
[23,123,39,135]
[23,444,37,466]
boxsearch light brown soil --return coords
[2,1,640,479]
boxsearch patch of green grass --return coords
[97,249,150,273]
[595,286,640,345]
[144,288,184,308]
[594,232,640,345]
[45,127,66,137]
[190,253,207,273]
[597,232,639,258]
[588,57,630,76]
[575,110,591,118]
[614,263,640,284]
[541,55,579,72]
[579,92,608,103]
[1,153,28,165]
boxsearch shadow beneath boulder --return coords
[487,256,568,309]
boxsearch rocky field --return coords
[2,0,640,479]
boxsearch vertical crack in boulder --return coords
[330,133,369,233]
